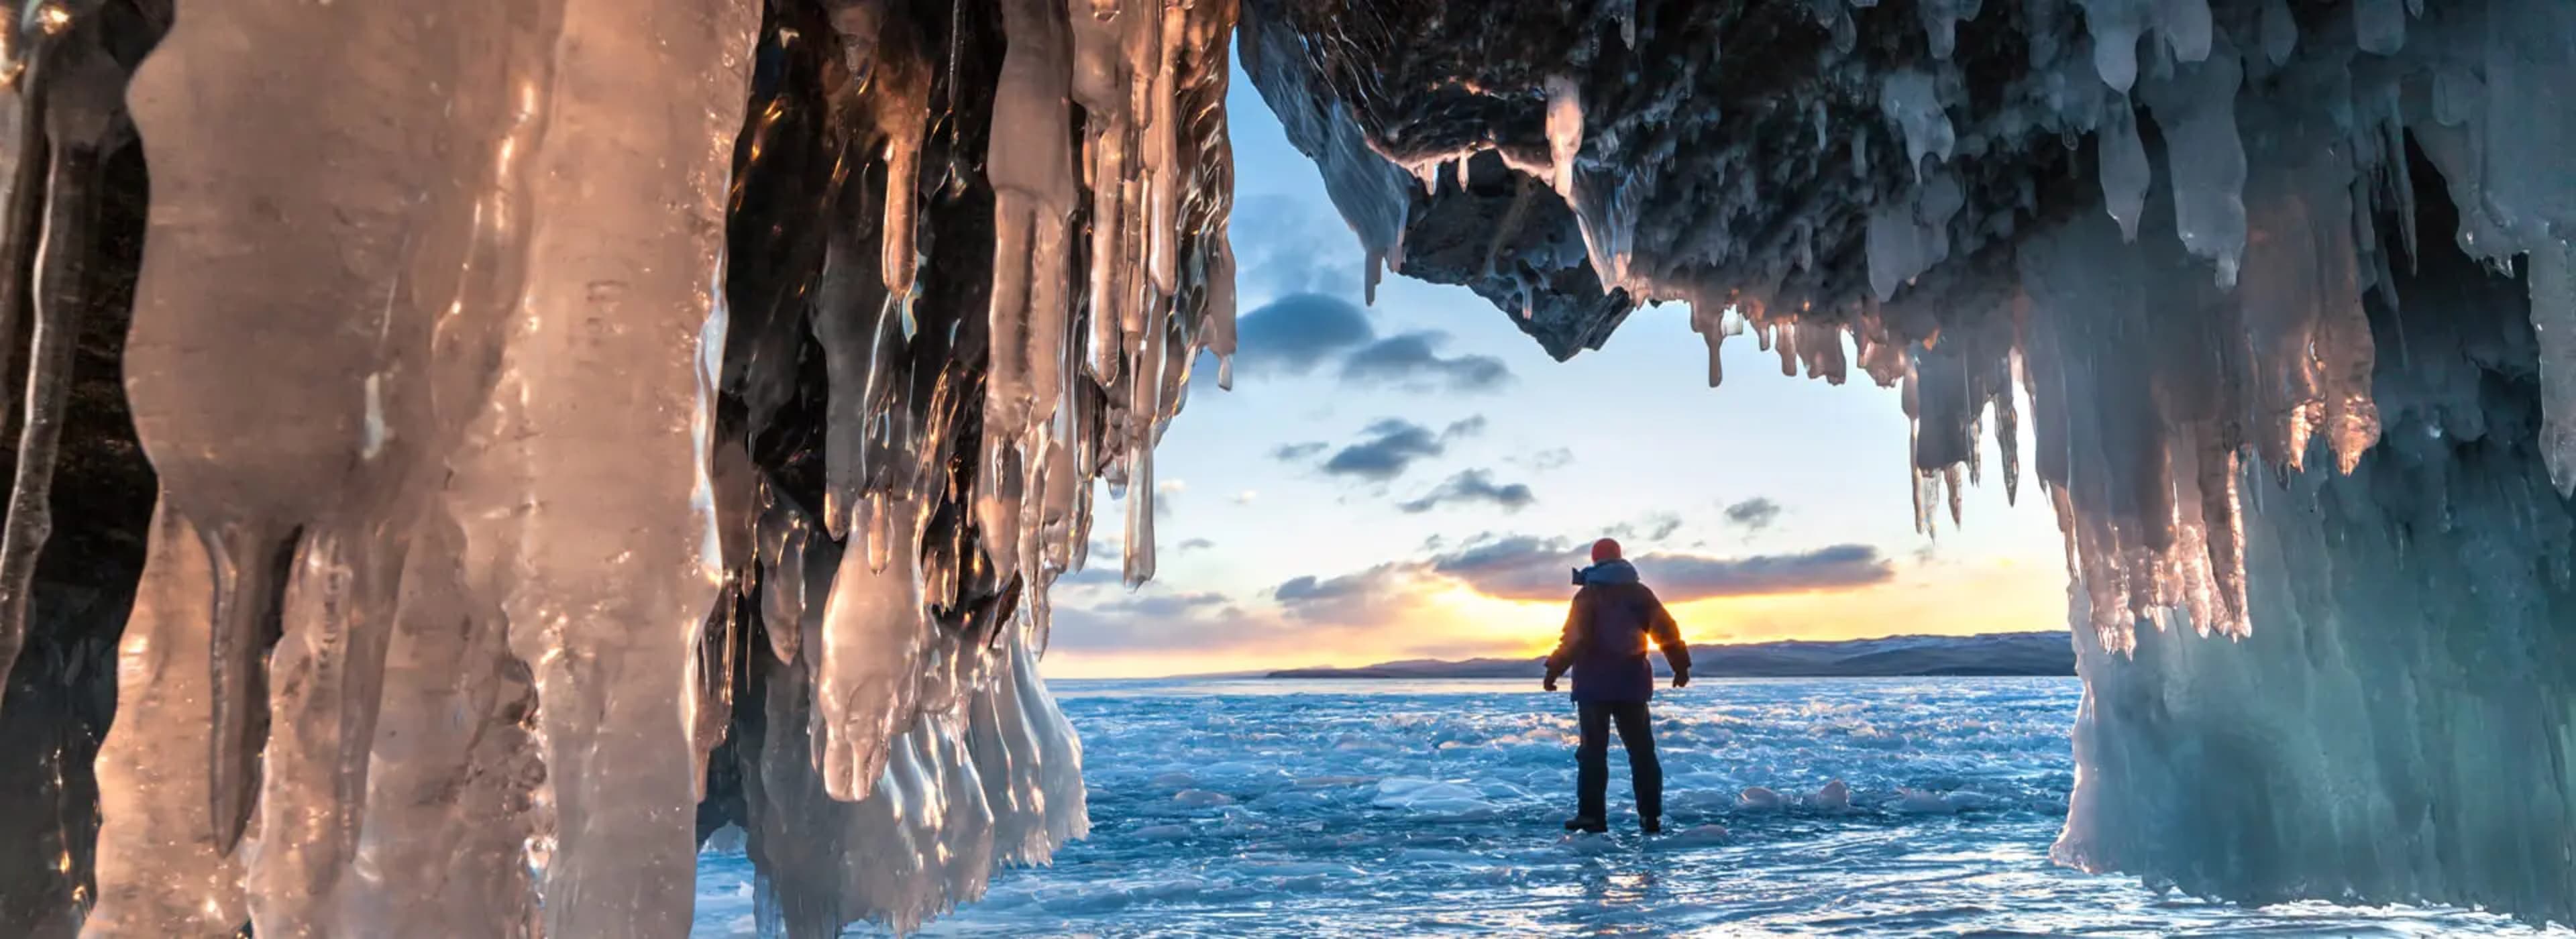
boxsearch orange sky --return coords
[1042,553,2068,679]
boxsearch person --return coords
[1542,537,1690,834]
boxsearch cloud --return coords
[1234,193,1368,300]
[1232,293,1377,376]
[1320,419,1446,481]
[1442,415,1489,441]
[1232,490,1259,505]
[1513,447,1575,471]
[1646,545,1894,600]
[1271,565,1412,624]
[1177,537,1215,551]
[1096,590,1230,618]
[1422,536,1583,600]
[1418,537,1894,602]
[1723,497,1782,531]
[1049,585,1245,651]
[1273,441,1328,461]
[1339,332,1513,393]
[1054,566,1125,589]
[1398,470,1537,514]
[1607,512,1684,543]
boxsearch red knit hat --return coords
[1591,538,1623,563]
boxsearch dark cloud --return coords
[1320,419,1446,481]
[1421,537,1894,602]
[1271,565,1410,623]
[1424,536,1584,599]
[1233,293,1377,376]
[1398,470,1537,514]
[1273,441,1329,461]
[1646,545,1894,601]
[1442,415,1489,441]
[1177,537,1216,551]
[1339,332,1513,393]
[1723,497,1782,531]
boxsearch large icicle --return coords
[460,5,752,932]
[93,1,754,936]
[2536,238,2576,495]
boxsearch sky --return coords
[1040,63,2072,679]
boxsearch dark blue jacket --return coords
[1542,560,1690,702]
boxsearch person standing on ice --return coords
[1543,537,1691,834]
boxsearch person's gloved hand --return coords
[1543,675,1558,692]
[1672,668,1690,689]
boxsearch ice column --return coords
[91,1,754,936]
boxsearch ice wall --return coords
[0,0,1235,936]
[1244,0,2576,924]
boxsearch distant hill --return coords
[1263,631,2074,679]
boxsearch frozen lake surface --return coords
[695,677,2556,937]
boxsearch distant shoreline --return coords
[1260,631,2074,679]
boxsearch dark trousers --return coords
[1576,700,1662,820]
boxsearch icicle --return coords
[2142,38,2247,287]
[344,517,539,936]
[1544,74,1583,201]
[2260,0,2298,66]
[814,498,930,801]
[2076,0,2150,93]
[1878,70,1953,180]
[2155,0,2212,62]
[815,233,877,541]
[2098,99,2149,241]
[1206,235,1238,390]
[245,529,398,937]
[1997,355,2022,506]
[2534,238,2576,496]
[857,10,932,299]
[1944,463,1965,527]
[2355,0,2406,56]
[1867,171,1963,301]
[1142,2,1184,294]
[88,508,250,935]
[0,119,94,703]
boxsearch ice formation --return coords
[0,0,1228,936]
[0,0,2574,934]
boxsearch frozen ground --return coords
[694,677,2557,937]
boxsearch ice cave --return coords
[0,0,2568,934]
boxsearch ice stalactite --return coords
[707,0,1236,934]
[0,1,127,728]
[3,0,1237,934]
[2537,237,2576,494]
[2059,199,2576,919]
[92,0,755,935]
